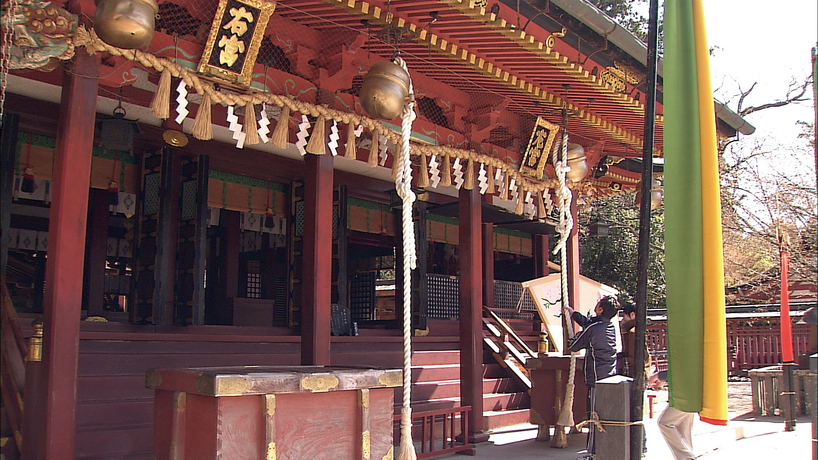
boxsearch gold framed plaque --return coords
[520,117,560,179]
[197,0,277,87]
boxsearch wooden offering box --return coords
[525,354,588,440]
[147,365,402,460]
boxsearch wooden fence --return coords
[647,316,812,375]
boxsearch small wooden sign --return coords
[197,0,276,87]
[520,117,560,179]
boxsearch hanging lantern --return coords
[565,143,588,182]
[98,104,140,152]
[589,220,610,237]
[359,61,410,120]
[94,0,159,49]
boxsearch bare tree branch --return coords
[739,75,813,117]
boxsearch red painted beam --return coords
[41,52,99,460]
[458,181,485,439]
[301,153,334,365]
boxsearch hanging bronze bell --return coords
[565,143,588,182]
[94,0,158,49]
[359,61,410,120]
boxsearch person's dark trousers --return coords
[586,386,597,454]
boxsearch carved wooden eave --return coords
[8,0,682,197]
[275,0,660,158]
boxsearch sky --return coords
[702,1,817,146]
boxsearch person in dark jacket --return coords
[565,295,619,460]
[566,295,619,386]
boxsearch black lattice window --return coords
[246,259,261,299]
[493,280,535,320]
[332,204,339,240]
[295,201,305,237]
[427,274,459,319]
[349,271,376,322]
[180,180,197,221]
[273,275,287,327]
[143,173,160,215]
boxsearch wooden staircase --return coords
[405,347,532,432]
[482,306,537,390]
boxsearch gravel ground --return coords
[649,380,756,419]
[727,381,754,418]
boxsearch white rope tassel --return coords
[394,55,418,460]
[551,131,578,429]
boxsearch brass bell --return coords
[565,143,588,182]
[359,61,410,120]
[636,180,663,210]
[94,0,158,49]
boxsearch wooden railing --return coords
[647,317,811,374]
[394,406,474,458]
[1,278,27,453]
[482,306,534,389]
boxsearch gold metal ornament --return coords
[377,370,402,387]
[93,0,158,49]
[163,129,189,147]
[565,143,588,182]
[359,61,410,120]
[215,376,254,396]
[27,318,43,362]
[145,369,162,389]
[300,374,339,392]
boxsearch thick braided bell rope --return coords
[551,132,577,428]
[394,55,418,460]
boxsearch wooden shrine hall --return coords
[0,0,753,458]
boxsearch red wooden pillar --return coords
[482,222,494,309]
[566,193,580,335]
[41,53,99,459]
[459,184,485,439]
[301,153,333,365]
[534,234,550,277]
